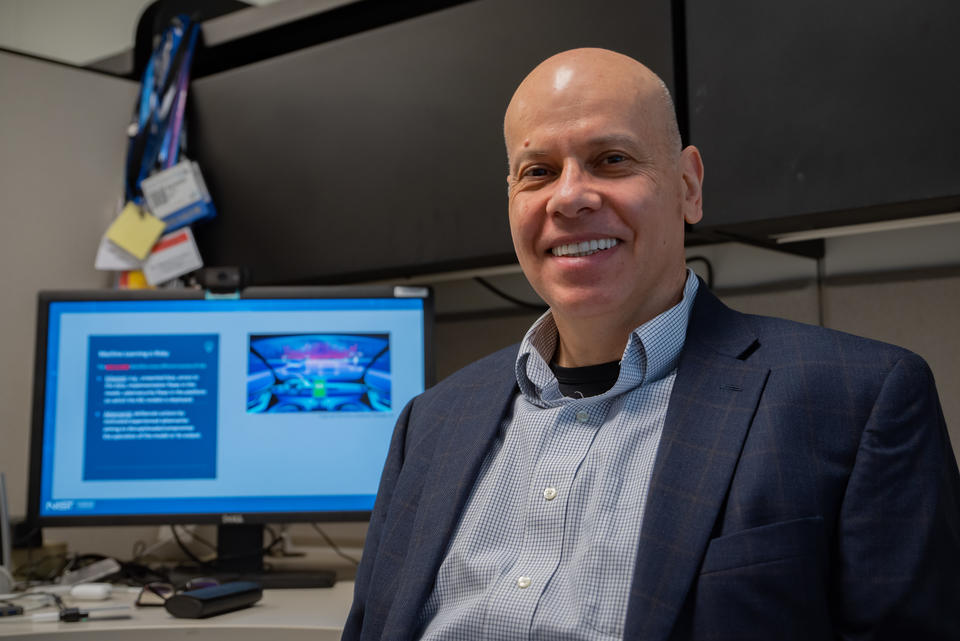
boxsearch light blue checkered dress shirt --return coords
[417,272,699,640]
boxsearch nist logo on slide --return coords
[45,500,75,512]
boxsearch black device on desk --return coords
[165,581,263,618]
[25,285,433,588]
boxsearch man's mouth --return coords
[550,238,619,258]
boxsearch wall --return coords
[0,51,154,553]
[0,0,152,65]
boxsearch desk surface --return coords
[0,581,355,640]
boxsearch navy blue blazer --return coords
[343,286,960,640]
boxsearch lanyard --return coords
[124,16,200,204]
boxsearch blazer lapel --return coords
[624,287,770,641]
[384,348,520,636]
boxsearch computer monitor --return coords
[26,285,432,585]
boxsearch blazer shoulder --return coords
[689,286,920,371]
[746,312,917,363]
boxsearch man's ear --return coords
[679,145,704,225]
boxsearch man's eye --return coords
[602,154,627,165]
[522,167,550,178]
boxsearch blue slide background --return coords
[84,334,219,480]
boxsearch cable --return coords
[171,525,213,569]
[311,524,360,567]
[172,524,285,570]
[30,590,65,615]
[114,561,169,587]
[474,277,548,311]
[188,529,217,552]
[262,527,283,556]
[1,592,131,623]
[685,255,715,289]
[263,525,285,556]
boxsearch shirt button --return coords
[543,487,557,501]
[575,410,589,423]
[516,576,532,589]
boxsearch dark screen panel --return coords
[190,0,674,285]
[686,0,960,233]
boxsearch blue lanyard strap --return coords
[125,16,200,203]
[162,22,200,169]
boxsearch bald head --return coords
[504,48,681,169]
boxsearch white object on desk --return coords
[59,558,122,586]
[26,583,114,600]
[70,584,113,601]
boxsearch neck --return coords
[551,272,688,368]
[552,320,629,367]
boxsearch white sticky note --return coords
[94,235,142,271]
[143,227,204,286]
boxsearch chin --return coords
[545,290,626,321]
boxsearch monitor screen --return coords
[27,286,431,530]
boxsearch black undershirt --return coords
[549,360,621,398]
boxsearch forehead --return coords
[507,94,656,162]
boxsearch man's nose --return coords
[547,161,601,218]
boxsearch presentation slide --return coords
[84,334,219,481]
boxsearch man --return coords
[342,48,960,640]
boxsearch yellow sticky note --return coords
[105,202,165,260]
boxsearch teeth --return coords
[551,238,619,257]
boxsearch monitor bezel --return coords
[26,285,433,529]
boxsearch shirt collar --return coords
[515,270,700,407]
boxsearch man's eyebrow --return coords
[584,133,642,149]
[509,148,550,173]
[512,148,550,163]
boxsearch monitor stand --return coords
[176,523,336,589]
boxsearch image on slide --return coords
[247,333,391,413]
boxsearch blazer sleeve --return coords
[341,397,414,641]
[837,352,960,640]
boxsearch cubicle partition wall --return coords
[184,0,960,284]
[685,0,960,235]
[188,0,676,285]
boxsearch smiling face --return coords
[505,49,703,347]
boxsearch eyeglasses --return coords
[135,578,219,607]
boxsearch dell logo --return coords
[222,514,244,524]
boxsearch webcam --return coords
[196,266,249,294]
